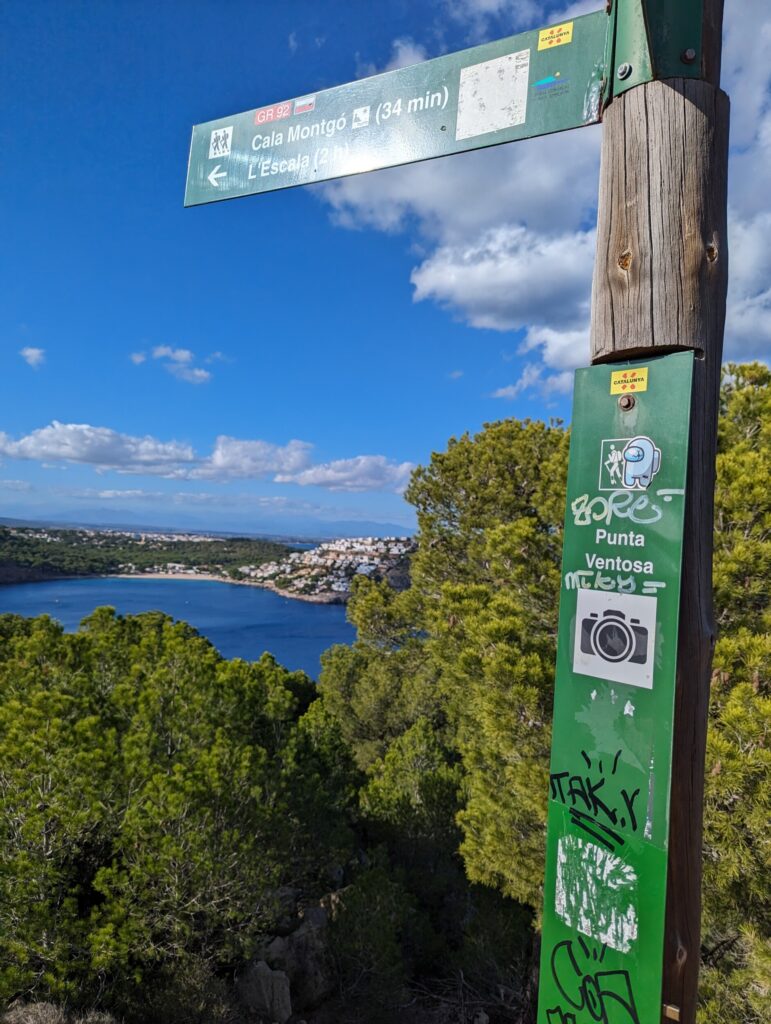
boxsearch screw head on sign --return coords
[617,63,633,80]
[618,394,636,411]
[681,48,697,64]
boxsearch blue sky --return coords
[2,0,769,536]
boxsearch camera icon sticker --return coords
[573,589,657,689]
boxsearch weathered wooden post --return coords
[182,5,729,1018]
[536,2,729,1022]
[592,2,728,1018]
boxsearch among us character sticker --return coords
[599,436,662,491]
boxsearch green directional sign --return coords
[184,11,608,206]
[537,352,694,1024]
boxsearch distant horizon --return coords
[2,0,767,533]
[0,511,415,543]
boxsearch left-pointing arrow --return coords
[208,165,227,187]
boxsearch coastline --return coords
[109,572,347,605]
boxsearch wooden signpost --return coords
[185,3,729,1020]
[590,4,728,1019]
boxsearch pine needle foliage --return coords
[321,366,771,1016]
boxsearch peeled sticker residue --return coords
[456,49,530,141]
[555,834,639,953]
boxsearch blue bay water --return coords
[0,578,355,678]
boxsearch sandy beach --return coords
[110,572,346,604]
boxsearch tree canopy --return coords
[0,363,768,1022]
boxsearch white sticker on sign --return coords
[456,48,530,141]
[573,589,657,690]
[352,105,371,129]
[555,835,638,953]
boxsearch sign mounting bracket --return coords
[605,0,705,103]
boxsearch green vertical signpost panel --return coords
[185,11,608,206]
[537,352,694,1023]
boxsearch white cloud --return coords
[316,0,771,377]
[276,455,415,493]
[0,479,33,492]
[729,110,771,225]
[63,488,409,529]
[0,422,195,475]
[129,352,147,365]
[720,2,771,365]
[152,345,193,364]
[20,347,45,368]
[149,345,212,384]
[492,362,542,399]
[191,436,313,481]
[541,369,574,394]
[0,421,408,493]
[412,225,594,333]
[381,38,428,72]
[446,0,615,37]
[492,361,574,401]
[723,0,771,156]
[357,37,428,80]
[725,212,771,362]
[444,0,540,37]
[288,31,298,53]
[96,489,153,499]
[449,369,464,379]
[321,125,601,243]
[168,365,212,384]
[520,324,589,372]
[378,37,427,73]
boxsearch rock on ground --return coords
[236,960,292,1024]
[263,905,335,1011]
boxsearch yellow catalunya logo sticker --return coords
[538,22,574,50]
[610,368,649,394]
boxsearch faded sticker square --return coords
[456,49,530,141]
[555,835,638,953]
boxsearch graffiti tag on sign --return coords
[547,938,641,1024]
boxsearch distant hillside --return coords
[0,527,292,584]
[0,512,415,540]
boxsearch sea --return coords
[0,577,355,679]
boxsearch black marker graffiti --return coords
[549,750,641,853]
[547,937,641,1024]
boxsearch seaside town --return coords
[0,525,416,600]
[0,525,416,601]
[235,536,416,601]
[3,526,224,546]
[120,536,416,601]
